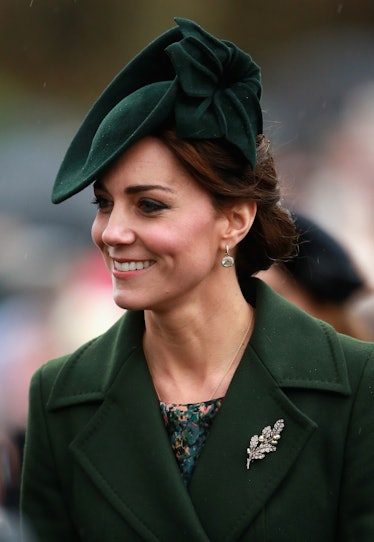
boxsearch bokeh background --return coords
[1,0,374,513]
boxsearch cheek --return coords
[91,217,104,249]
[158,216,219,261]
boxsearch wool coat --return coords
[21,279,374,541]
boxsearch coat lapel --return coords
[188,279,351,541]
[49,311,210,541]
[189,344,317,541]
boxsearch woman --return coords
[21,18,374,541]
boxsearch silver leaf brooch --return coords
[246,419,285,469]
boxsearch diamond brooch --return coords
[246,419,285,469]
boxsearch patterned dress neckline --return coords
[159,398,223,486]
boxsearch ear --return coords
[219,200,257,251]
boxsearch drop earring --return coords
[221,245,235,268]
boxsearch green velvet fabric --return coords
[52,18,262,203]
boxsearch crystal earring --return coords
[221,245,235,268]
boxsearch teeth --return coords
[114,260,152,272]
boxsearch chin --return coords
[112,292,149,312]
[113,297,137,311]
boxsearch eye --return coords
[91,195,112,211]
[138,198,170,215]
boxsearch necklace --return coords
[208,314,253,400]
[146,309,254,403]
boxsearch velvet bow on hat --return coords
[52,18,263,203]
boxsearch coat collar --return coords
[46,278,351,541]
[47,278,350,409]
[242,278,351,394]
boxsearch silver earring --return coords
[221,245,235,268]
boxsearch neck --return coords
[143,288,254,403]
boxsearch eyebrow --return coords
[125,184,174,195]
[93,181,174,195]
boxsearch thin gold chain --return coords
[147,310,254,403]
[208,314,253,400]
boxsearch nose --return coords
[98,206,136,247]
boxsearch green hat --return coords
[52,18,263,203]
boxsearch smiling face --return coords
[91,136,232,312]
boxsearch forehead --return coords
[94,136,214,201]
[96,136,190,187]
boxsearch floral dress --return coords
[159,399,223,486]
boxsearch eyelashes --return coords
[137,198,170,214]
[91,195,170,215]
[91,196,110,210]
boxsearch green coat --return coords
[21,279,374,541]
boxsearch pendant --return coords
[221,254,235,267]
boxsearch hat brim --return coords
[52,26,181,204]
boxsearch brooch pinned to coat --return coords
[246,419,285,469]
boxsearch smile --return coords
[113,260,154,272]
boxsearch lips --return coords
[113,260,154,272]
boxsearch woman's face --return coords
[91,136,230,312]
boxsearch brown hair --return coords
[157,128,297,280]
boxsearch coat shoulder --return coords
[338,332,374,383]
[248,278,374,394]
[33,311,145,409]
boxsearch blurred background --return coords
[1,0,374,514]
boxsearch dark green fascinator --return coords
[52,18,263,203]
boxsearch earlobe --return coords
[221,201,257,249]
